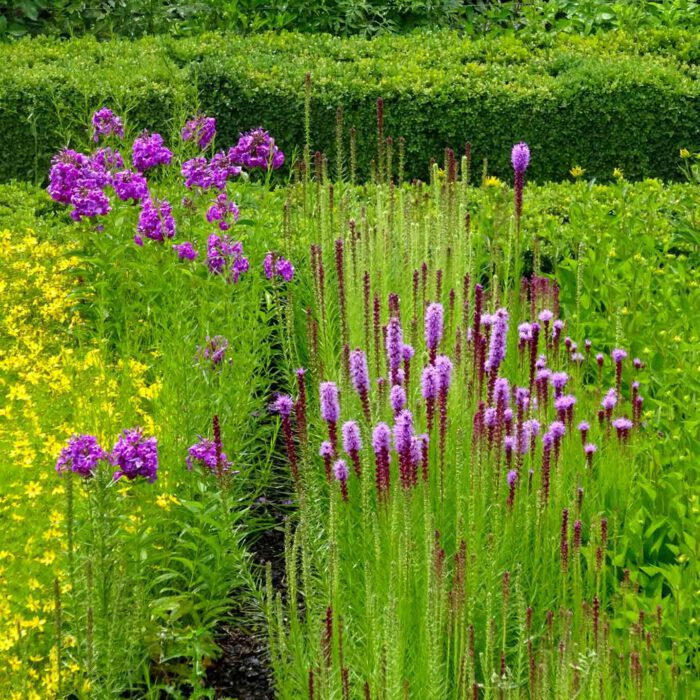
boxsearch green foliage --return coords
[1,28,700,185]
[2,1,700,39]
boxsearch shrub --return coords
[1,29,699,184]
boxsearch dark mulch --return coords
[206,524,287,700]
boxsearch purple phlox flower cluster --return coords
[320,382,340,423]
[182,114,216,150]
[264,252,295,282]
[173,241,198,260]
[132,131,173,172]
[269,394,294,417]
[92,107,124,142]
[92,147,125,173]
[48,149,89,204]
[425,303,444,354]
[486,309,509,373]
[137,197,175,241]
[110,428,158,482]
[207,233,249,282]
[195,335,230,370]
[186,436,232,472]
[112,169,148,202]
[230,128,285,170]
[511,142,530,174]
[55,434,107,478]
[206,193,240,231]
[48,148,114,221]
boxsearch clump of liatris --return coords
[110,428,158,482]
[55,434,107,478]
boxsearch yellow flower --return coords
[25,481,43,499]
[483,175,502,188]
[569,165,585,178]
[612,167,624,180]
[680,148,691,159]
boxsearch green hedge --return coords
[1,28,699,184]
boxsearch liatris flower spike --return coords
[187,436,233,473]
[55,434,107,478]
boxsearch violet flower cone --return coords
[320,381,340,453]
[349,348,371,421]
[342,421,363,478]
[385,317,404,386]
[425,302,444,364]
[372,422,391,498]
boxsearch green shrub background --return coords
[1,28,699,184]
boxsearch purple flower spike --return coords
[612,348,628,364]
[425,303,444,361]
[110,428,158,483]
[486,309,509,374]
[435,355,453,393]
[511,142,530,174]
[386,317,404,385]
[612,417,633,442]
[320,382,340,424]
[334,459,349,501]
[269,394,294,417]
[372,422,391,497]
[390,385,407,415]
[55,434,107,478]
[342,420,363,478]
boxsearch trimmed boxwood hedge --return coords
[1,28,699,184]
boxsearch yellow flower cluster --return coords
[0,229,164,695]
